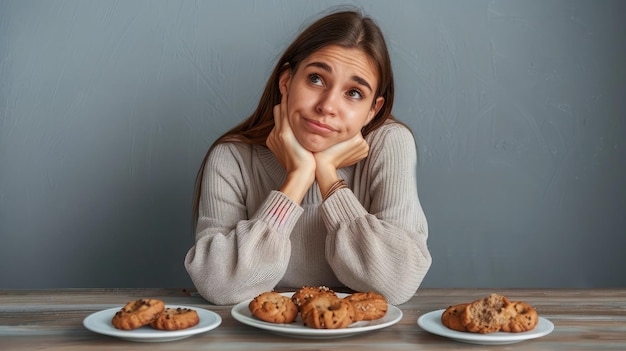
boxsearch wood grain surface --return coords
[1,288,625,350]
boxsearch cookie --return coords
[462,294,516,334]
[291,286,336,311]
[344,291,388,321]
[248,291,298,324]
[501,301,538,332]
[149,307,200,331]
[300,294,355,329]
[111,299,165,330]
[441,303,468,332]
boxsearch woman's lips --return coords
[304,118,336,134]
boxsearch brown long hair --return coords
[192,9,396,228]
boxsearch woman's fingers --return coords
[272,92,289,133]
[272,104,281,130]
[280,92,288,126]
[315,133,369,170]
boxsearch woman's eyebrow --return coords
[305,61,373,92]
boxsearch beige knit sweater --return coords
[185,121,431,305]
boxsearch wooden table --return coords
[1,288,625,350]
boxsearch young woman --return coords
[185,9,431,305]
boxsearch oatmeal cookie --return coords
[291,286,336,311]
[149,307,200,331]
[441,303,468,332]
[111,299,165,330]
[345,291,388,321]
[300,294,355,329]
[248,291,298,324]
[501,301,538,332]
[462,294,516,334]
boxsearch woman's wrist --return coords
[279,170,315,204]
[322,179,347,201]
[315,162,339,191]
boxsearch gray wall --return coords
[1,0,625,290]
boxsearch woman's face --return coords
[281,45,385,153]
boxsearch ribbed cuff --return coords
[254,190,303,236]
[320,188,367,233]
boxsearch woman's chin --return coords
[296,137,331,153]
[303,145,326,153]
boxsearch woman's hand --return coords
[314,132,369,197]
[266,93,316,203]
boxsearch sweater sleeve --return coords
[184,143,303,305]
[321,123,432,305]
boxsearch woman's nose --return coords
[316,91,338,116]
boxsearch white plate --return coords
[417,309,554,345]
[231,292,402,339]
[83,305,222,342]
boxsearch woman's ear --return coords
[278,67,291,95]
[365,96,385,125]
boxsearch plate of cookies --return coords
[417,293,554,345]
[231,286,402,339]
[83,298,222,342]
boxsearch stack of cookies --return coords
[111,298,200,331]
[441,293,539,333]
[248,286,388,329]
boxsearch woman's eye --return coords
[347,88,364,99]
[308,74,323,86]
